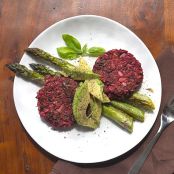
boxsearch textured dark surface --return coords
[1,0,174,174]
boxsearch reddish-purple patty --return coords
[93,49,143,100]
[36,75,78,129]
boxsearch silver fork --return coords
[128,97,174,174]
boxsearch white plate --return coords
[13,15,161,163]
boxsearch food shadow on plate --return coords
[105,117,133,134]
[74,124,97,132]
[40,118,74,132]
[15,74,43,87]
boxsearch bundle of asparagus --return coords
[26,48,99,80]
[7,48,155,133]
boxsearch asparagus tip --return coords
[6,63,18,73]
[29,63,37,69]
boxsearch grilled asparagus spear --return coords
[26,48,75,69]
[25,48,99,80]
[111,101,144,122]
[6,63,44,84]
[129,92,155,110]
[29,63,65,76]
[102,105,133,133]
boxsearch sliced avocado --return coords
[73,81,102,129]
[78,57,91,71]
[74,57,110,103]
[102,93,110,103]
[87,79,110,103]
[89,96,102,124]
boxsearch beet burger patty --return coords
[37,75,78,129]
[93,49,143,100]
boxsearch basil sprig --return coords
[57,34,105,59]
[57,47,79,60]
[88,47,105,57]
[62,34,82,53]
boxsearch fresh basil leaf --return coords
[88,47,105,57]
[62,34,81,52]
[57,47,79,59]
[82,44,88,56]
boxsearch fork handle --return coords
[128,127,164,174]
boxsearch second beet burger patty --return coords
[37,75,78,129]
[93,49,143,100]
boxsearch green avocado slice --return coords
[74,57,110,103]
[73,81,102,129]
[87,79,110,103]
